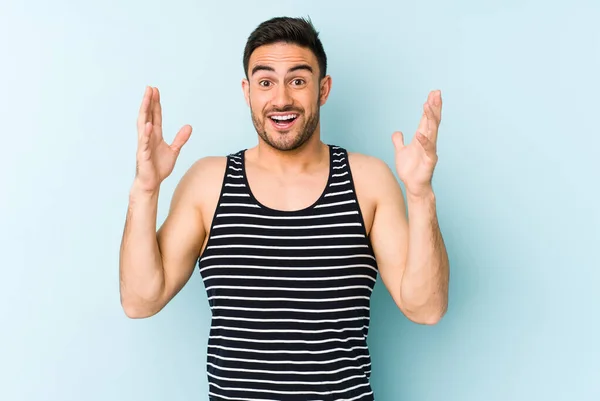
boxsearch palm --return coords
[392,90,442,197]
[136,87,192,192]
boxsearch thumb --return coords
[392,131,405,151]
[170,124,192,153]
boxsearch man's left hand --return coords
[392,90,443,198]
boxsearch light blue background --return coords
[1,0,598,400]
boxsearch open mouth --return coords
[269,113,299,130]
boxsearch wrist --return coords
[405,186,435,204]
[129,179,160,203]
[405,187,437,222]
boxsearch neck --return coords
[254,131,328,174]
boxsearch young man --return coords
[120,16,449,401]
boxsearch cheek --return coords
[249,92,270,114]
[300,91,319,111]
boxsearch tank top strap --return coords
[219,145,361,213]
[316,144,358,204]
[217,149,257,208]
[224,150,244,180]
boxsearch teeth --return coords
[271,114,297,121]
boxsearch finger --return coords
[136,122,153,170]
[152,87,162,127]
[137,86,152,135]
[392,131,405,151]
[138,122,152,152]
[423,102,440,143]
[136,123,152,176]
[416,131,437,156]
[170,124,193,153]
[428,89,442,122]
[416,110,427,138]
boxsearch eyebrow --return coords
[251,64,314,76]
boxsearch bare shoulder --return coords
[178,156,228,189]
[157,155,228,262]
[159,155,227,240]
[347,151,403,201]
[347,151,404,234]
[171,156,227,228]
[170,156,227,207]
[347,151,394,175]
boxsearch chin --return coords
[267,135,305,151]
[261,130,311,152]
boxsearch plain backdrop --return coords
[1,0,599,400]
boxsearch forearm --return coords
[400,189,449,323]
[119,182,165,316]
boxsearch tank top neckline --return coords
[238,144,335,215]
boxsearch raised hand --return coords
[392,90,442,198]
[135,86,192,193]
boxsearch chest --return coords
[245,164,330,212]
[245,167,374,235]
[198,165,379,304]
[199,153,376,248]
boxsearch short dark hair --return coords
[243,16,327,80]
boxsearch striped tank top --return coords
[198,144,379,400]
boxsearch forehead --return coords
[248,42,318,74]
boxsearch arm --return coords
[119,160,208,319]
[362,159,448,325]
[401,189,449,323]
[357,90,449,324]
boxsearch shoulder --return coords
[176,155,227,190]
[186,155,228,184]
[168,154,230,230]
[347,151,393,177]
[347,151,402,200]
[169,155,228,209]
[343,150,405,234]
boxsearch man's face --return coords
[242,42,331,151]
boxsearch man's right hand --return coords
[135,86,192,193]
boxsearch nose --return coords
[272,83,293,109]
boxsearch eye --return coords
[291,79,306,86]
[258,80,272,87]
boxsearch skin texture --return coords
[242,42,328,153]
[119,42,449,325]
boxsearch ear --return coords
[242,78,250,107]
[319,75,332,106]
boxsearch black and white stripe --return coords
[198,145,378,401]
